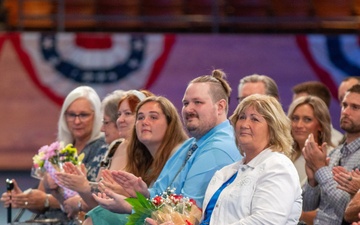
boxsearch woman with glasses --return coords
[100,90,127,152]
[1,86,108,224]
[55,90,153,215]
[53,89,126,219]
[58,86,108,181]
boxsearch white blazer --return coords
[202,148,302,225]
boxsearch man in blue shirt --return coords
[86,69,241,225]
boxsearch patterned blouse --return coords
[81,137,107,182]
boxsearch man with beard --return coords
[146,69,242,205]
[85,69,241,225]
[301,84,360,225]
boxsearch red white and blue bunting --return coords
[9,33,175,105]
[297,35,360,97]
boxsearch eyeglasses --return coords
[102,120,114,126]
[65,112,93,122]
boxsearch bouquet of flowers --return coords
[32,141,60,179]
[125,188,202,225]
[32,141,84,199]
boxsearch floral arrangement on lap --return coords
[32,141,84,199]
[126,188,202,225]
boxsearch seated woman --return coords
[55,90,152,215]
[147,94,302,225]
[288,95,334,186]
[53,89,126,218]
[287,96,334,225]
[83,95,188,225]
[1,86,107,224]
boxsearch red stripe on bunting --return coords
[75,33,112,49]
[144,34,176,89]
[0,33,8,52]
[295,35,338,99]
[8,32,64,106]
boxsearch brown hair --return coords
[117,90,153,113]
[124,96,188,185]
[292,81,331,108]
[348,84,360,94]
[190,69,232,113]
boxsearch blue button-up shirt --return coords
[149,120,241,206]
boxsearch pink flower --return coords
[46,141,60,158]
[49,141,60,152]
[38,145,50,160]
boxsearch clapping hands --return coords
[55,162,89,193]
[333,166,360,196]
[91,170,149,214]
[302,133,329,187]
[92,186,132,214]
[97,170,127,196]
[111,170,149,198]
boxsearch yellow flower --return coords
[32,152,45,168]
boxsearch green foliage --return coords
[125,192,157,225]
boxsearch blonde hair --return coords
[230,94,293,157]
[287,95,333,161]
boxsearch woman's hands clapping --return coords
[111,170,149,198]
[92,187,132,214]
[55,162,89,193]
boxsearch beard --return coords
[183,117,213,139]
[184,119,201,138]
[340,117,360,133]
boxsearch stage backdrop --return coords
[0,32,356,170]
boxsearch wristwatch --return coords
[44,194,50,209]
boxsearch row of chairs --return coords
[3,0,360,32]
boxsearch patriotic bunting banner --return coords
[0,32,359,169]
[9,33,175,105]
[297,35,360,97]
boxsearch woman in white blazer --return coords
[199,94,302,225]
